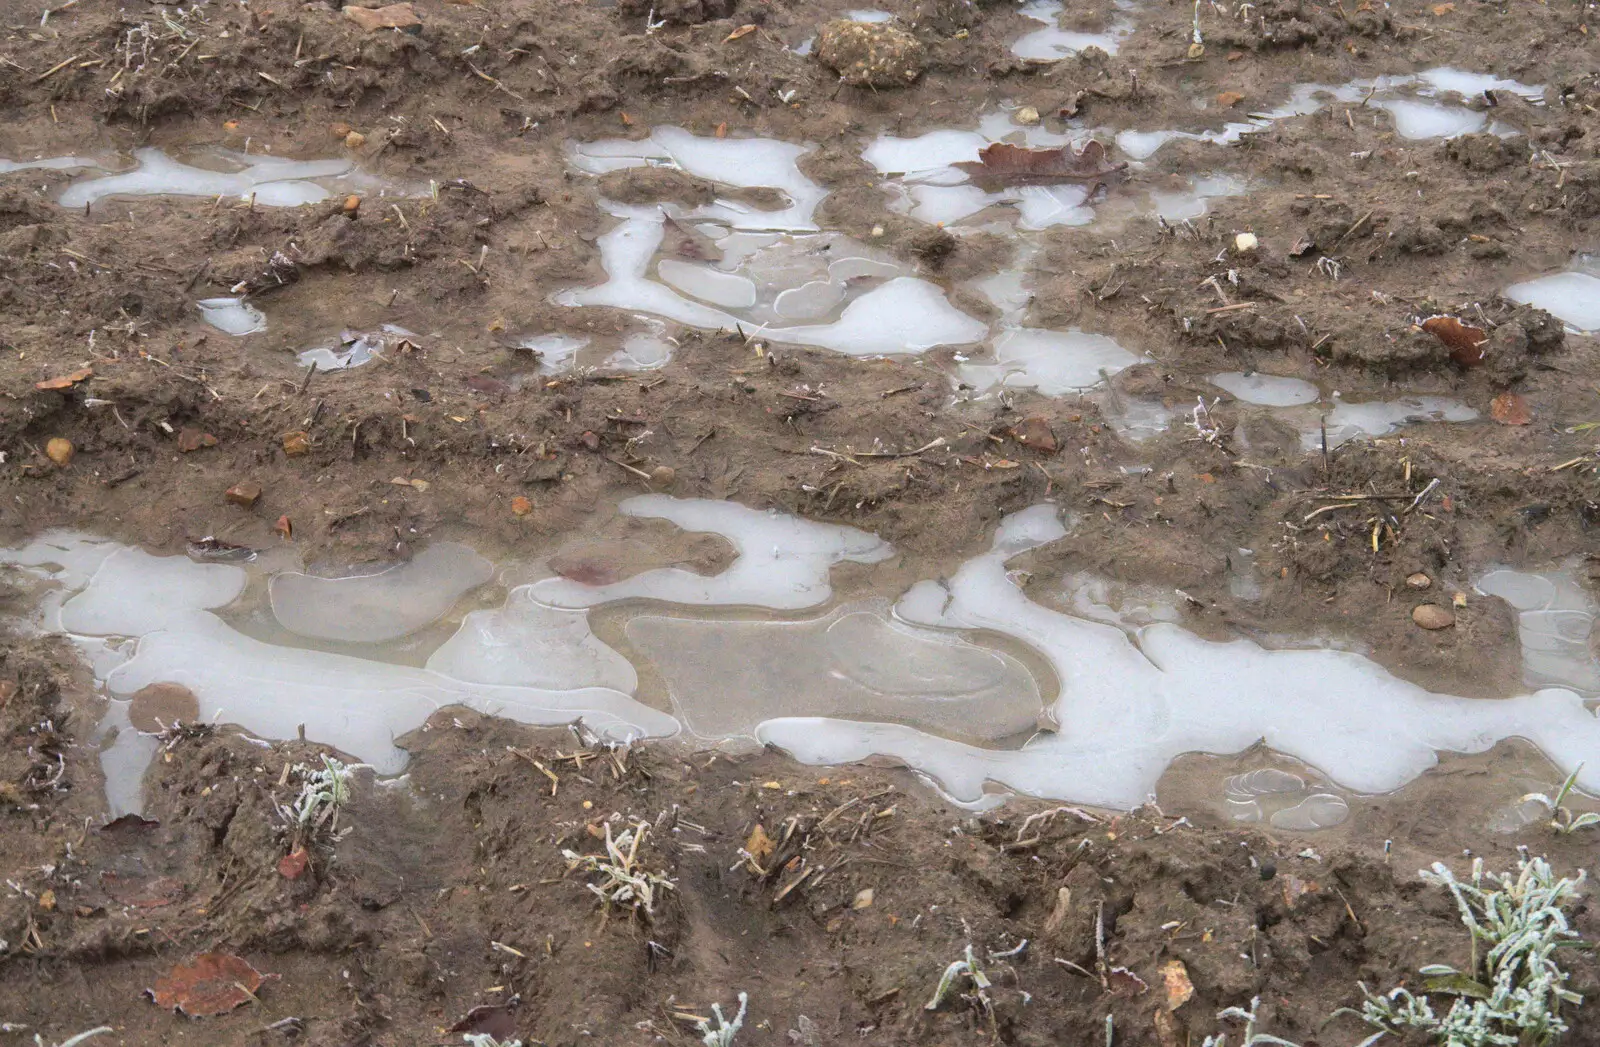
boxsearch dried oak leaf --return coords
[1420,315,1488,367]
[1490,392,1532,425]
[954,140,1128,191]
[148,953,277,1017]
[35,367,93,391]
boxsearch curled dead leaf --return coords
[148,953,278,1017]
[1108,966,1148,996]
[1420,315,1488,368]
[724,23,757,41]
[177,428,218,453]
[1490,392,1531,425]
[954,140,1127,191]
[1159,958,1194,1010]
[1010,416,1058,453]
[35,367,93,391]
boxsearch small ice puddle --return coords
[297,325,416,371]
[1011,0,1133,59]
[57,147,394,210]
[755,504,1600,808]
[531,494,892,611]
[1222,768,1350,830]
[627,602,1044,744]
[1211,371,1320,407]
[198,297,266,336]
[958,328,1141,395]
[1504,266,1600,335]
[1301,396,1478,449]
[846,8,894,21]
[519,334,593,374]
[556,204,987,356]
[1147,173,1247,221]
[0,155,98,175]
[1476,567,1600,695]
[568,128,825,231]
[269,542,495,644]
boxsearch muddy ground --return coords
[2,0,1599,1040]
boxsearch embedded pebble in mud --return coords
[270,542,494,643]
[756,505,1600,807]
[1504,270,1600,334]
[1211,371,1320,407]
[531,495,890,611]
[1476,567,1600,694]
[816,19,926,87]
[56,147,390,209]
[627,603,1043,743]
[198,298,266,336]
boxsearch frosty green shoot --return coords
[561,819,675,918]
[696,992,748,1047]
[926,944,992,1011]
[1521,763,1600,835]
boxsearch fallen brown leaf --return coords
[148,953,278,1017]
[35,367,93,391]
[1010,416,1059,452]
[745,823,775,860]
[342,3,420,31]
[1159,958,1194,1010]
[1490,391,1532,425]
[1420,315,1488,368]
[281,430,311,456]
[724,23,757,41]
[954,140,1127,191]
[1108,966,1148,996]
[1431,2,1454,13]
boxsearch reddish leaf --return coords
[278,847,309,880]
[1108,965,1149,996]
[1490,392,1532,425]
[955,140,1128,190]
[450,1005,517,1038]
[35,367,93,391]
[1421,315,1488,368]
[148,953,277,1017]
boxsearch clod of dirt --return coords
[147,954,277,1017]
[1412,604,1455,630]
[1490,392,1532,426]
[128,682,200,733]
[650,465,676,488]
[176,428,217,453]
[1234,232,1259,254]
[955,140,1126,190]
[1445,133,1517,172]
[1406,572,1432,590]
[909,226,958,270]
[344,131,367,151]
[45,438,73,466]
[342,3,421,32]
[225,482,262,508]
[816,21,927,87]
[1015,106,1041,125]
[1420,315,1488,367]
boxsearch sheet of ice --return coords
[658,258,758,309]
[1211,371,1320,407]
[198,297,266,336]
[1417,68,1544,101]
[58,147,367,209]
[847,8,894,20]
[96,698,160,818]
[297,325,416,371]
[1504,271,1600,334]
[627,603,1043,742]
[270,542,494,643]
[1103,397,1183,443]
[531,495,891,611]
[108,609,676,774]
[1148,174,1247,221]
[1302,396,1478,449]
[763,278,988,356]
[1011,0,1132,59]
[520,333,593,374]
[1222,767,1347,828]
[426,586,639,692]
[57,548,246,636]
[0,156,99,175]
[567,128,825,230]
[1375,99,1486,140]
[757,504,1600,807]
[604,331,674,370]
[959,328,1140,395]
[1476,568,1600,695]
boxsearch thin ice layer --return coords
[531,494,891,611]
[757,505,1600,807]
[426,586,640,693]
[59,147,360,209]
[269,542,495,643]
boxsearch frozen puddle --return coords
[56,147,402,209]
[1211,371,1319,407]
[198,297,266,336]
[1011,0,1134,59]
[11,498,1600,817]
[758,505,1600,807]
[1476,567,1600,695]
[959,328,1140,395]
[1113,68,1543,159]
[1301,396,1477,450]
[1505,261,1600,335]
[556,203,986,357]
[298,325,417,371]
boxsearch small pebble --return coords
[1405,572,1431,590]
[1015,106,1041,125]
[1412,604,1455,630]
[45,437,73,466]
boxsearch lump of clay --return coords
[816,20,926,87]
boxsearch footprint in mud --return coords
[1222,768,1351,831]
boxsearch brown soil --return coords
[3,0,1600,1040]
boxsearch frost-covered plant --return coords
[1520,764,1600,835]
[561,820,674,918]
[279,756,359,844]
[461,1036,521,1047]
[696,992,748,1047]
[1355,856,1585,1047]
[925,944,992,1011]
[1199,998,1306,1047]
